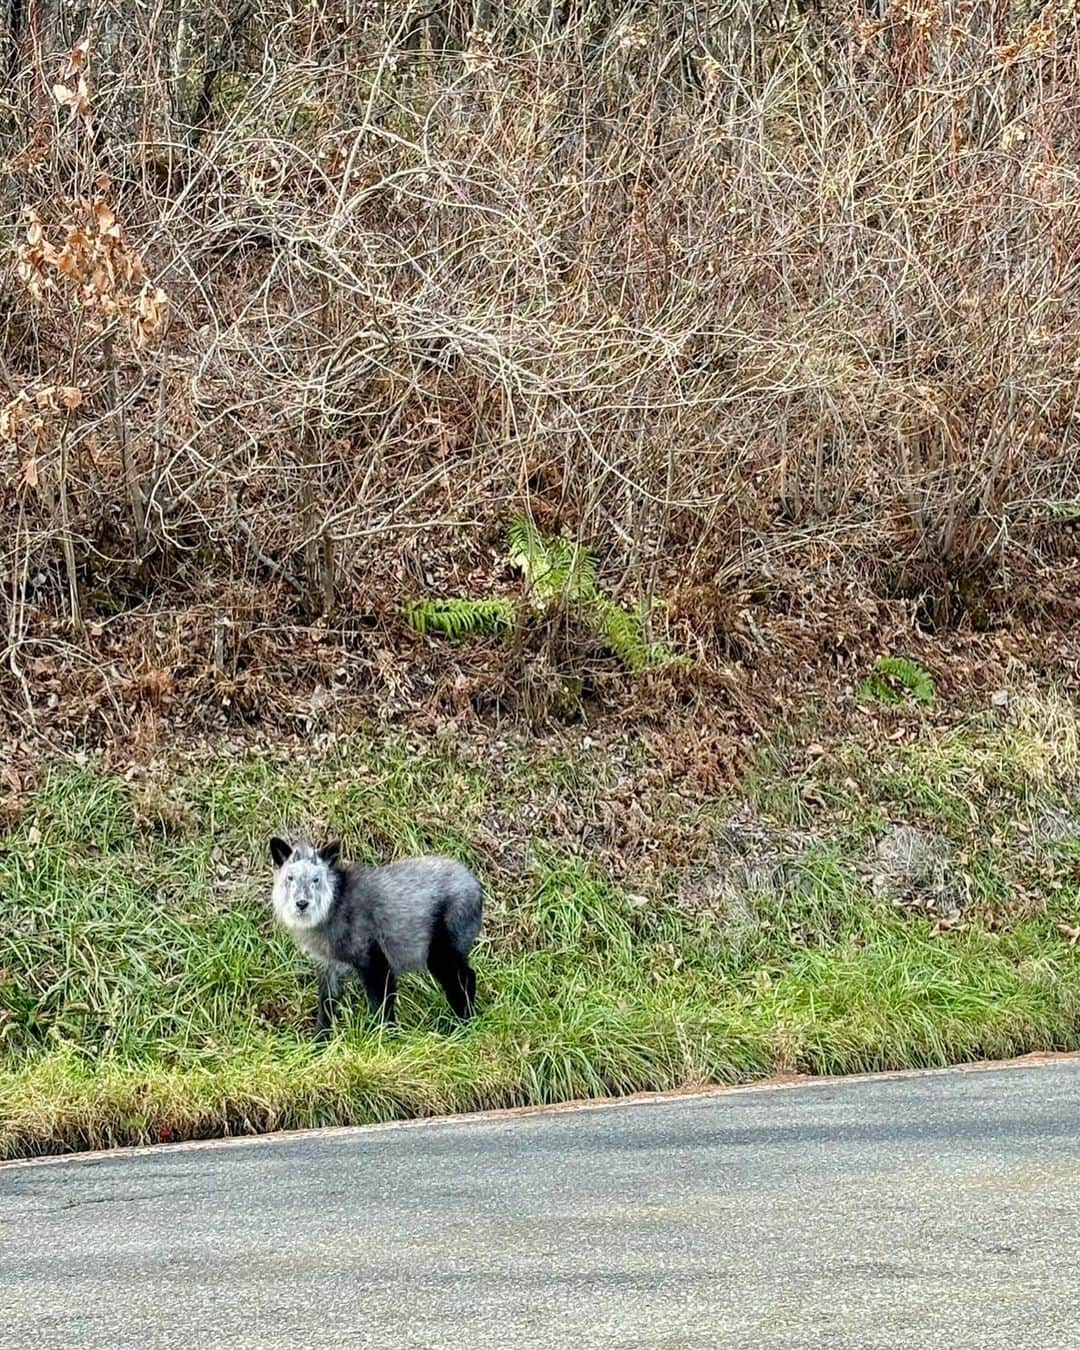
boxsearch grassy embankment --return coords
[1,691,1077,1159]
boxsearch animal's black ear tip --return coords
[270,836,291,866]
[321,840,342,866]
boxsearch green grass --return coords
[1,692,1078,1159]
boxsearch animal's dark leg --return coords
[460,960,477,1016]
[428,921,476,1020]
[315,965,341,1041]
[357,946,398,1024]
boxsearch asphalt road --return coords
[2,1059,1079,1349]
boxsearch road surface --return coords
[2,1059,1079,1348]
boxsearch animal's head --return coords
[269,837,342,930]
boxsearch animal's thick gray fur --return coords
[334,856,482,974]
[269,838,482,1035]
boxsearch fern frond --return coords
[857,655,935,705]
[592,597,675,672]
[507,517,597,606]
[405,597,516,641]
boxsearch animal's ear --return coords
[270,837,292,868]
[320,840,342,868]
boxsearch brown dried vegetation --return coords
[1,0,1077,757]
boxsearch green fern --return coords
[407,521,681,674]
[404,597,516,640]
[507,519,674,669]
[507,516,597,606]
[857,655,936,706]
[592,596,674,672]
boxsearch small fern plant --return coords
[405,517,677,673]
[858,655,936,706]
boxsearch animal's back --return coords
[348,856,483,974]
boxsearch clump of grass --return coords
[1,692,1078,1159]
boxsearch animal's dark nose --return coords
[295,898,309,912]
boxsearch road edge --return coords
[3,1049,1078,1172]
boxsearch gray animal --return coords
[269,837,483,1037]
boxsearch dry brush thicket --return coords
[1,0,1078,738]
